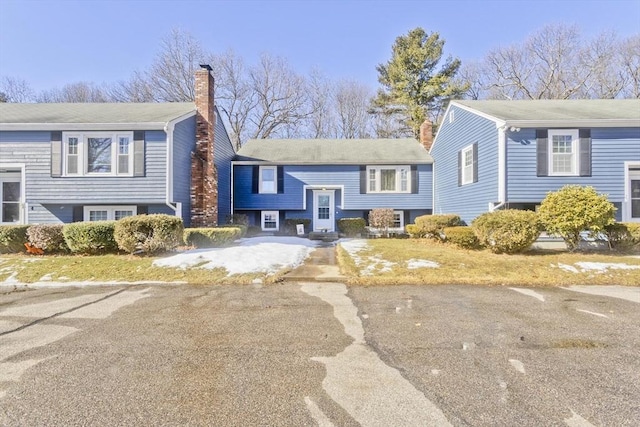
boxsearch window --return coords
[261,211,279,231]
[63,132,134,176]
[83,205,136,221]
[549,129,579,176]
[461,145,474,185]
[392,211,404,229]
[259,166,277,194]
[366,166,411,193]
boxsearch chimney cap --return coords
[199,64,213,71]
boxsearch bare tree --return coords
[619,35,640,98]
[106,71,157,102]
[36,82,109,102]
[247,53,311,140]
[0,76,34,102]
[335,79,374,138]
[469,24,640,100]
[305,70,336,138]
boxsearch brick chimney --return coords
[190,64,218,227]
[419,118,434,151]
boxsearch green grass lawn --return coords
[0,254,272,286]
[338,239,640,286]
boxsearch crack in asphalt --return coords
[0,288,128,337]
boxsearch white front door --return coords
[628,169,640,222]
[313,190,335,231]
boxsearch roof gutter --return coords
[0,122,170,131]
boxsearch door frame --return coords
[312,189,335,232]
[0,163,26,224]
[624,161,640,223]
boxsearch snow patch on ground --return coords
[153,236,319,276]
[554,261,640,274]
[407,259,440,269]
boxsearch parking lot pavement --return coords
[0,283,638,426]
[348,285,640,426]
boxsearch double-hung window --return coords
[549,129,579,176]
[83,205,136,221]
[63,132,134,176]
[261,211,279,231]
[366,166,411,193]
[392,211,404,230]
[461,145,474,185]
[259,166,277,194]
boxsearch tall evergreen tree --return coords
[372,27,467,137]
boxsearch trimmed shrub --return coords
[337,218,366,237]
[114,214,184,254]
[472,209,541,254]
[369,208,395,237]
[408,214,462,240]
[538,185,616,251]
[605,222,640,251]
[283,219,311,235]
[184,227,243,248]
[27,224,68,253]
[443,226,480,249]
[63,221,118,254]
[0,225,29,253]
[218,223,247,238]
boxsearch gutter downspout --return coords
[490,125,508,212]
[164,119,179,218]
[230,161,235,216]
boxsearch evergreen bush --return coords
[443,226,481,249]
[0,225,29,253]
[408,214,462,240]
[283,218,311,235]
[472,209,540,254]
[337,218,366,237]
[604,222,640,251]
[114,214,184,254]
[63,221,118,254]
[538,185,616,251]
[184,227,243,248]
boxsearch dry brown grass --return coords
[0,254,274,286]
[340,239,640,287]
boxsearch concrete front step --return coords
[308,231,340,242]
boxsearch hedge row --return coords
[0,215,246,255]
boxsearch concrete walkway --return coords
[283,243,346,282]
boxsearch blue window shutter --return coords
[51,131,62,177]
[252,166,259,193]
[411,165,418,193]
[536,129,548,177]
[457,150,462,187]
[360,166,367,194]
[579,129,592,177]
[133,131,145,177]
[72,206,83,222]
[403,210,410,226]
[277,166,284,193]
[472,143,478,183]
[137,205,149,215]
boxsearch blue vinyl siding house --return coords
[232,139,433,232]
[431,100,640,224]
[0,66,235,227]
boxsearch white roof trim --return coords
[505,119,640,128]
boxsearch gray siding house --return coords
[431,100,640,224]
[0,65,234,227]
[232,138,433,232]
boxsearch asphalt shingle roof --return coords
[235,138,433,164]
[453,99,640,123]
[0,103,196,127]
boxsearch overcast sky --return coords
[0,0,639,93]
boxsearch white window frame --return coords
[366,166,411,193]
[0,169,25,225]
[63,132,134,177]
[261,210,279,231]
[548,129,579,176]
[83,205,137,221]
[461,145,474,185]
[259,166,277,194]
[392,210,404,230]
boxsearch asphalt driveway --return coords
[0,282,638,426]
